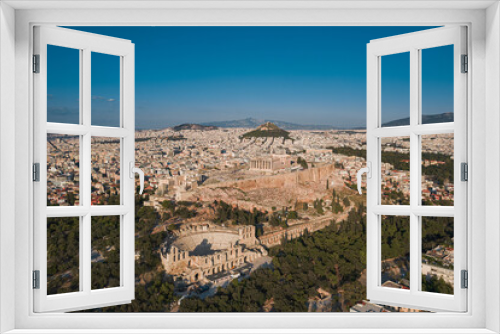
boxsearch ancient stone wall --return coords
[205,164,340,192]
[258,218,333,248]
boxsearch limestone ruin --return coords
[160,222,267,283]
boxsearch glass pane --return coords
[381,215,410,289]
[421,134,454,206]
[47,217,80,295]
[47,45,80,124]
[47,134,80,206]
[91,215,120,289]
[91,137,121,205]
[421,217,454,294]
[381,52,410,127]
[421,45,454,124]
[381,137,410,205]
[92,52,120,127]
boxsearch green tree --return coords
[297,157,308,169]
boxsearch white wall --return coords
[485,2,500,333]
[0,2,16,333]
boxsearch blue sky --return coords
[47,26,453,129]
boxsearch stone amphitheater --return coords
[160,222,267,283]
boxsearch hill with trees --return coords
[241,122,291,140]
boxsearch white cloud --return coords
[92,96,116,102]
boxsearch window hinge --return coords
[33,163,40,182]
[33,270,40,289]
[33,54,40,73]
[461,54,468,73]
[461,270,468,289]
[461,162,468,181]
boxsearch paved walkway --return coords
[250,256,273,274]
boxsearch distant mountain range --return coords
[172,123,218,131]
[382,112,453,127]
[168,113,453,132]
[201,118,341,130]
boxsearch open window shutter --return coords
[33,26,135,312]
[366,26,467,312]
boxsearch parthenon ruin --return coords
[249,154,293,174]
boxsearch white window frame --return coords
[33,26,136,313]
[365,26,468,312]
[1,1,499,333]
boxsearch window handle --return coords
[129,162,144,194]
[356,162,371,195]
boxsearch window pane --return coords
[47,217,80,295]
[421,134,454,206]
[92,52,120,127]
[91,215,120,289]
[47,134,80,206]
[421,217,454,294]
[47,45,80,124]
[381,52,410,127]
[381,137,410,205]
[381,215,410,289]
[91,137,120,205]
[421,45,454,124]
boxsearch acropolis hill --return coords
[132,122,364,287]
[182,163,344,213]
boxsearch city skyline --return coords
[48,123,456,312]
